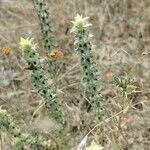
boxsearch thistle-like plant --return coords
[71,14,105,120]
[0,106,51,149]
[33,0,60,77]
[114,75,132,92]
[19,38,63,124]
[114,74,133,109]
[33,0,53,52]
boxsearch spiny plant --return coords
[33,0,53,52]
[0,106,52,149]
[33,0,62,77]
[114,74,133,147]
[114,74,132,92]
[114,74,133,112]
[71,14,105,121]
[19,37,63,124]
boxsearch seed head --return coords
[2,47,13,56]
[49,50,63,59]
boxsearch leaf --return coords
[78,135,88,150]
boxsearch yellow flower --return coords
[19,37,34,50]
[71,14,92,32]
[49,50,63,59]
[0,107,7,116]
[2,47,13,56]
[86,141,104,150]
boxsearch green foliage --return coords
[33,0,53,52]
[71,15,105,120]
[19,38,63,124]
[12,137,24,150]
[33,0,58,77]
[114,74,132,91]
[0,107,51,149]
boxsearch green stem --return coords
[33,0,54,52]
[71,15,105,120]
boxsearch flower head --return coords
[0,107,7,116]
[71,14,92,32]
[86,141,104,150]
[2,47,13,56]
[19,37,35,51]
[49,50,63,59]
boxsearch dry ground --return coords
[0,0,150,149]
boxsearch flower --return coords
[19,37,34,51]
[71,14,92,32]
[49,50,63,59]
[86,141,104,150]
[0,107,7,116]
[2,47,13,55]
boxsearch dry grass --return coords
[0,0,150,149]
